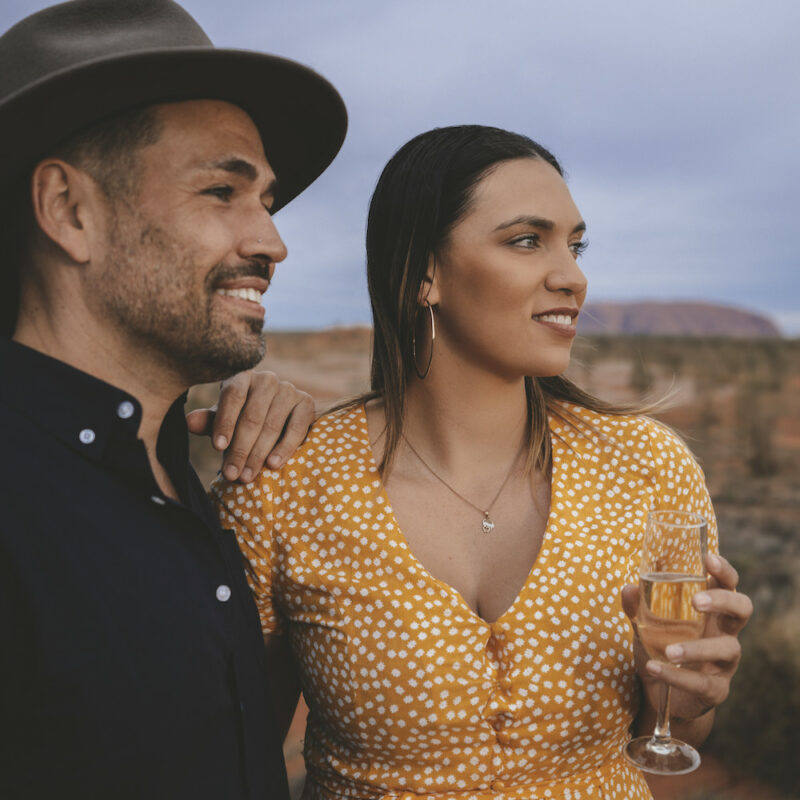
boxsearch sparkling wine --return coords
[635,572,707,662]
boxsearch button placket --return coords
[495,729,512,746]
[484,623,518,747]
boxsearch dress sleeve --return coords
[210,475,284,637]
[645,418,719,556]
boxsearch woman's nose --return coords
[545,250,588,296]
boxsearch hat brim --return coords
[0,47,347,212]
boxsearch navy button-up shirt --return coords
[0,338,289,800]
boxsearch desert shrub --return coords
[706,600,800,795]
[629,354,654,394]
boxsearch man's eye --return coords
[205,185,233,201]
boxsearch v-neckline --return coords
[354,403,559,628]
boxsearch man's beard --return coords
[88,214,268,385]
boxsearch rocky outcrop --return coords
[577,301,781,337]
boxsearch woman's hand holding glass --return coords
[625,552,751,722]
[621,510,753,774]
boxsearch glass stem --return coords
[652,681,672,744]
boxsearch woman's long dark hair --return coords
[357,125,648,474]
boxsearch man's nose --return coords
[240,209,288,264]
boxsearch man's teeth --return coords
[534,313,574,325]
[216,288,263,303]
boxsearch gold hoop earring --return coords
[412,302,435,380]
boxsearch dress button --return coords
[216,584,232,602]
[78,428,96,444]
[117,401,135,419]
[491,717,504,731]
[496,730,512,746]
[500,677,512,692]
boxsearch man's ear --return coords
[30,159,100,264]
[418,253,441,307]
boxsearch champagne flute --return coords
[623,509,708,775]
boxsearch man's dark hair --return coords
[1,104,163,336]
[51,104,163,201]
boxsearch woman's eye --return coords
[570,239,589,258]
[510,234,540,249]
[204,185,233,201]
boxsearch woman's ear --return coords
[30,159,99,264]
[418,253,441,306]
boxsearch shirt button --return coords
[216,584,232,602]
[117,401,135,419]
[78,428,96,444]
[151,495,166,506]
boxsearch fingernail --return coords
[646,661,662,676]
[694,592,712,611]
[223,464,238,481]
[267,455,282,469]
[666,645,683,662]
[240,468,253,483]
[708,554,721,570]
[215,435,228,450]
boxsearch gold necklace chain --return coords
[401,434,521,534]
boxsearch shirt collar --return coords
[0,338,190,481]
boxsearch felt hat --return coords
[0,0,347,211]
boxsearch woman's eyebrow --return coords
[494,215,587,235]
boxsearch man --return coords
[0,1,346,798]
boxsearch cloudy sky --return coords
[4,0,799,333]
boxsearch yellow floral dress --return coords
[212,403,717,799]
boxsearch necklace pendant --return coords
[481,514,495,534]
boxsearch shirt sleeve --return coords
[645,418,719,557]
[210,475,284,637]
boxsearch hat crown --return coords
[0,0,212,102]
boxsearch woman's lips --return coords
[532,310,578,337]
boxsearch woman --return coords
[213,126,752,799]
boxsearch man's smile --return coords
[216,286,264,304]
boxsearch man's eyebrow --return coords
[196,157,279,196]
[494,215,587,235]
